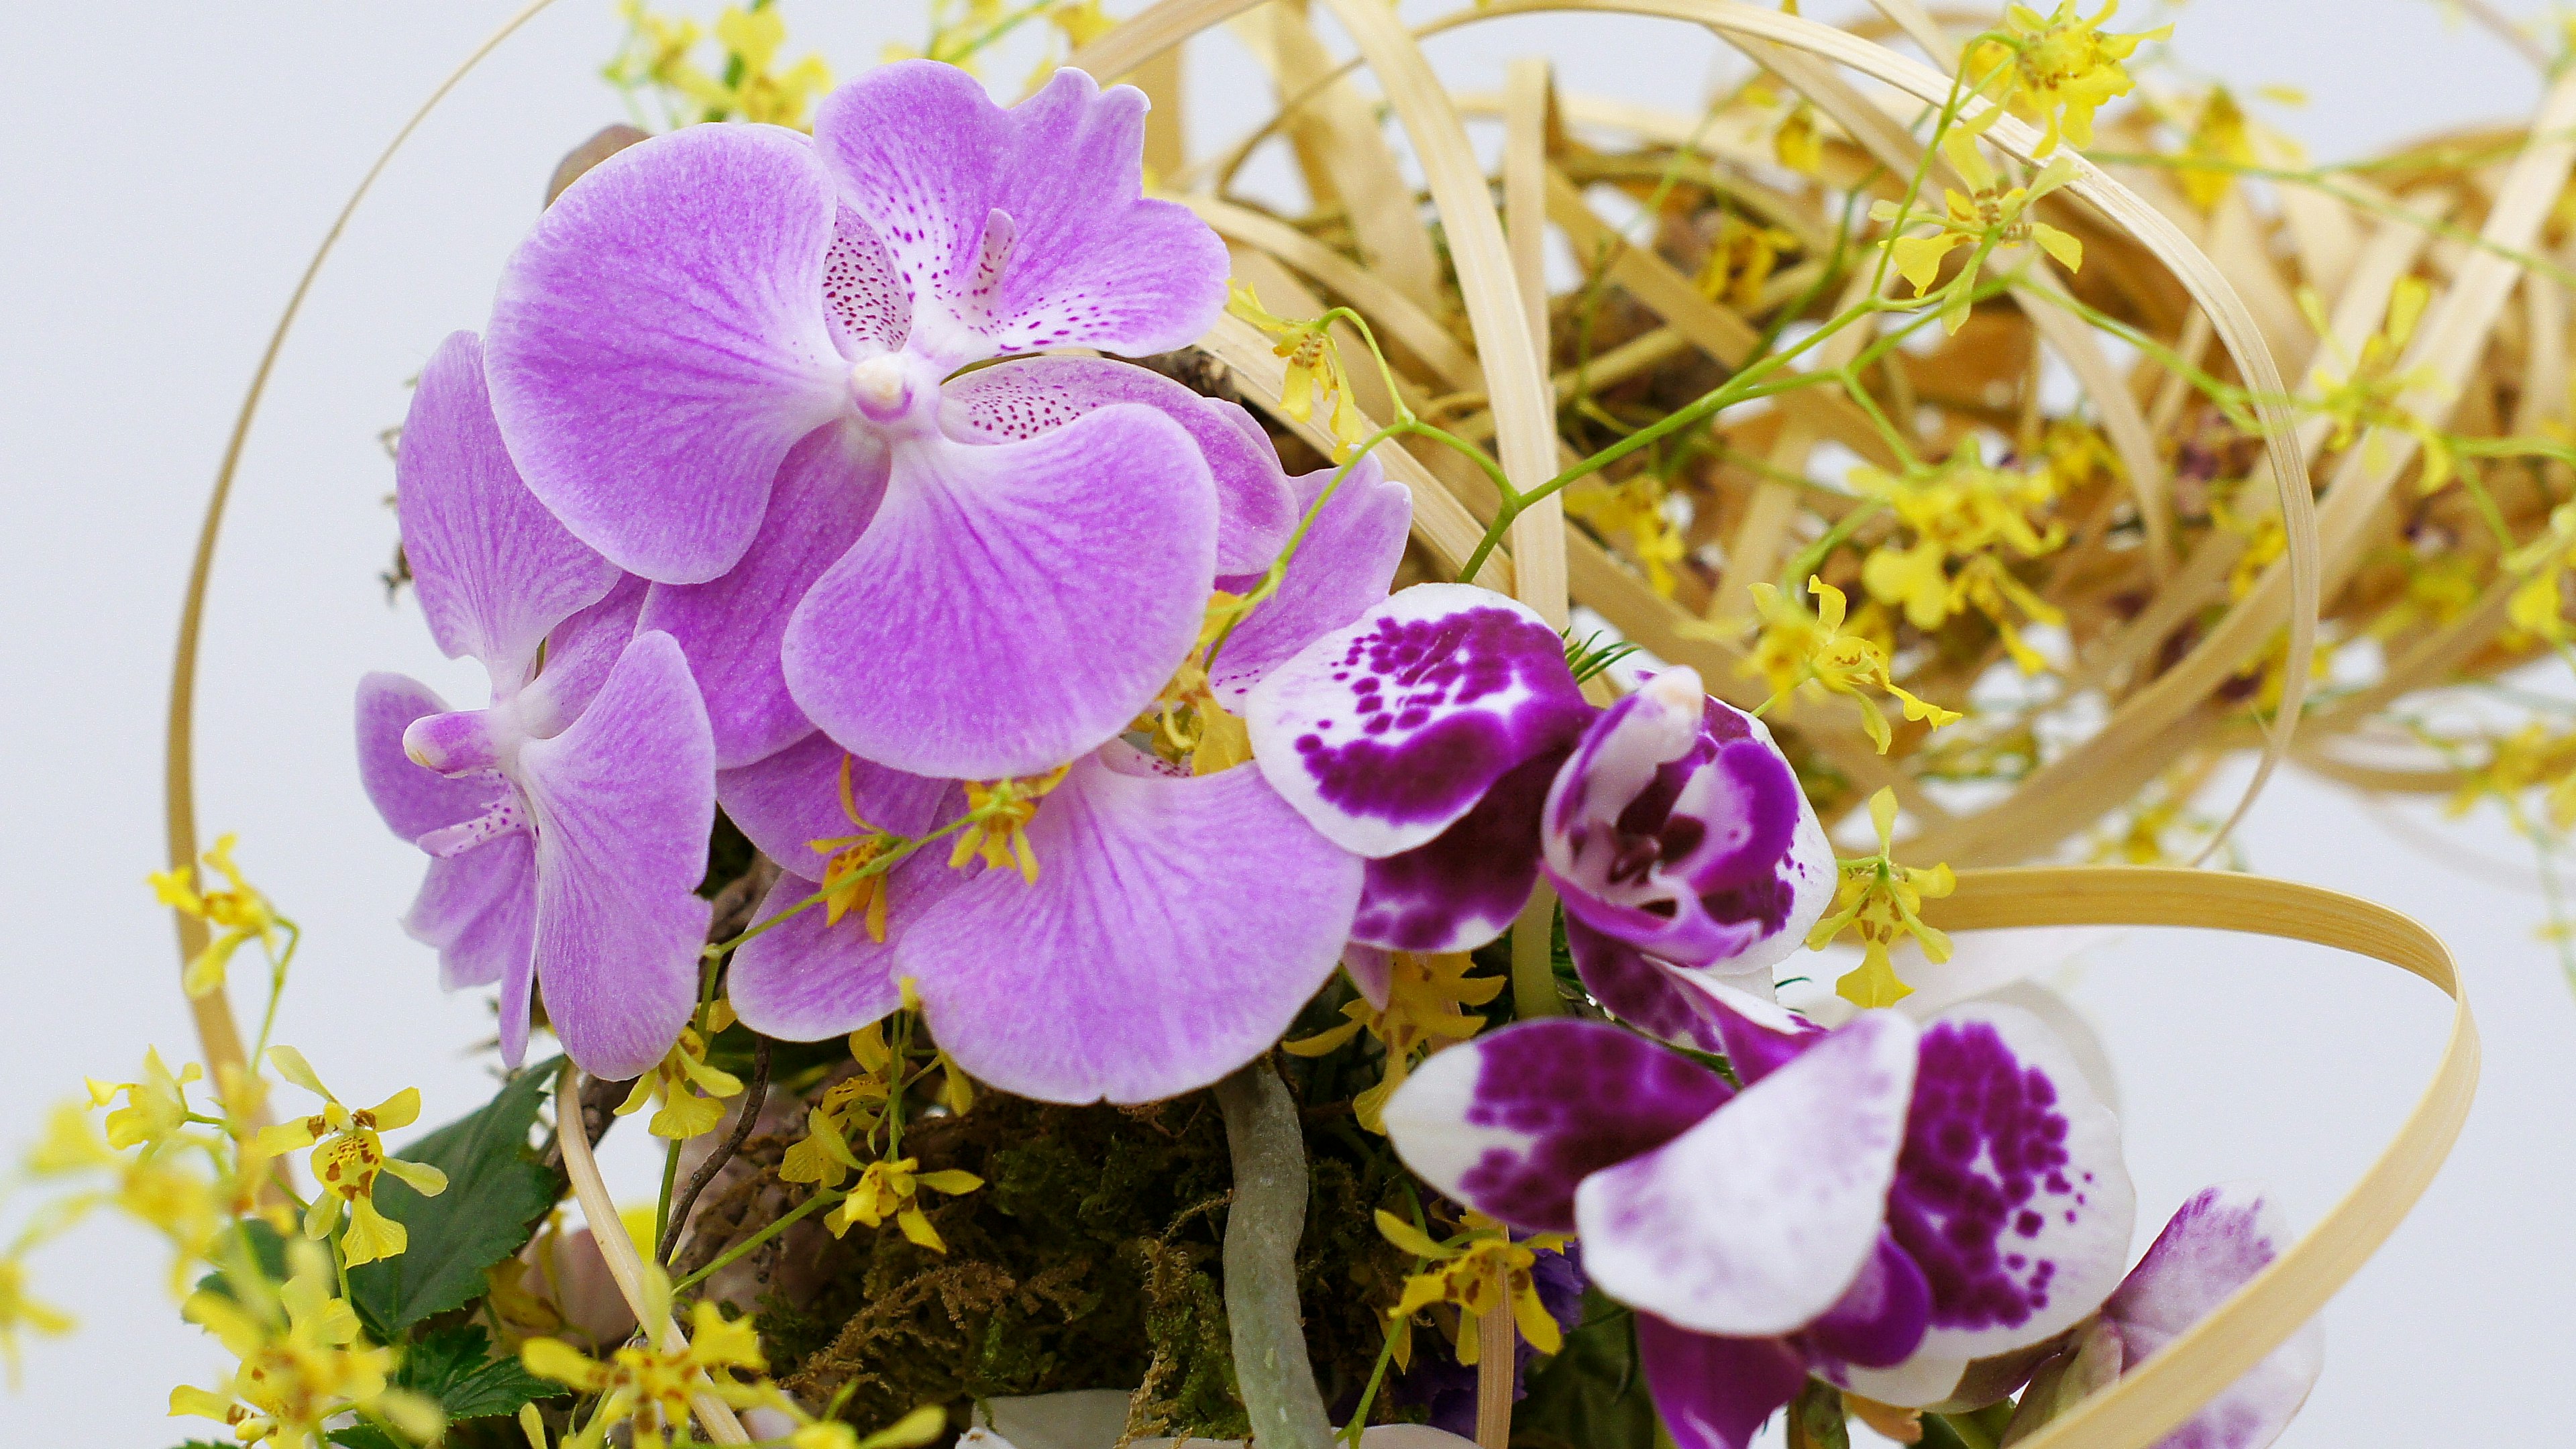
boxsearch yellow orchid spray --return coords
[2298,276,2455,493]
[2506,502,2576,643]
[950,764,1073,881]
[1809,788,1957,1009]
[1737,577,1962,752]
[824,1157,985,1252]
[1566,476,1692,599]
[1962,1,2169,157]
[1872,117,2083,332]
[148,833,291,1000]
[252,1049,447,1269]
[1283,953,1501,1132]
[809,755,913,942]
[607,0,832,129]
[2176,85,2257,211]
[0,1252,72,1388]
[1373,1210,1567,1371]
[1853,442,2070,672]
[780,1025,904,1190]
[170,1241,441,1449]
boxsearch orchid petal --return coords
[1545,669,1835,971]
[1565,918,1774,1052]
[1805,1231,1933,1370]
[1576,1012,1919,1336]
[942,357,1296,576]
[1381,1018,1732,1235]
[402,837,535,992]
[486,122,846,583]
[1342,944,1395,1011]
[398,331,619,685]
[820,205,912,359]
[2103,1184,2320,1449]
[1350,748,1561,953]
[1695,977,1830,1084]
[1886,1004,2137,1365]
[727,866,964,1041]
[1212,454,1412,709]
[903,755,1359,1104]
[783,409,1216,780]
[640,423,887,768]
[1634,1315,1808,1449]
[519,574,649,739]
[811,63,1226,369]
[515,632,716,1078]
[714,729,955,881]
[1246,584,1594,858]
[356,673,502,841]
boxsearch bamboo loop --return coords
[1925,868,2477,1449]
[553,1069,753,1444]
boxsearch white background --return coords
[0,1,2561,1442]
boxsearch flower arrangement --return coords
[19,1,2552,1447]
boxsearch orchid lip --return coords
[845,351,945,435]
[415,793,531,859]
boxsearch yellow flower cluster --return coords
[784,1017,980,1251]
[172,1241,441,1449]
[150,833,288,1000]
[1374,1210,1567,1370]
[1283,952,1502,1132]
[1963,1,2169,158]
[2298,276,2455,494]
[1874,117,2082,332]
[1809,788,1957,1008]
[1228,282,1375,461]
[2507,502,2576,643]
[951,763,1073,882]
[607,1,833,129]
[1741,577,1961,753]
[1566,475,1690,598]
[1854,441,2070,674]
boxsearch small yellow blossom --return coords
[1227,282,1373,461]
[1736,577,1961,753]
[150,833,288,999]
[2298,276,2454,493]
[950,765,1073,881]
[1284,953,1501,1131]
[1049,1,1116,47]
[1566,475,1690,598]
[808,754,913,942]
[521,1264,769,1449]
[1775,101,1825,176]
[2176,85,2256,211]
[1809,789,1955,1009]
[1852,442,2068,669]
[88,1048,205,1153]
[2449,723,2576,834]
[0,1255,73,1388]
[252,1049,446,1269]
[1137,592,1252,760]
[2506,502,2576,643]
[1872,119,2082,332]
[617,1027,746,1141]
[781,1033,902,1190]
[171,1242,439,1449]
[822,1157,985,1252]
[25,1102,116,1175]
[1374,1210,1567,1371]
[1963,2,2169,157]
[608,1,831,130]
[1697,215,1799,313]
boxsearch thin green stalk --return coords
[671,1189,837,1294]
[651,1135,682,1268]
[1510,882,1564,1020]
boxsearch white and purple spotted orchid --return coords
[356,331,716,1081]
[710,455,1412,1105]
[1381,989,2135,1449]
[482,60,1285,780]
[1246,588,1833,1018]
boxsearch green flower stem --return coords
[670,1187,838,1295]
[1212,1060,1334,1449]
[1510,881,1564,1021]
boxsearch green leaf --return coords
[396,1324,566,1420]
[1508,1291,1662,1449]
[348,1061,562,1333]
[325,1426,406,1449]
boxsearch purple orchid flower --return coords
[1245,588,1835,1016]
[482,61,1286,780]
[1381,988,2135,1449]
[713,454,1411,1104]
[2004,1183,2320,1448]
[356,331,715,1081]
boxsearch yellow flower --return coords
[2298,276,2453,493]
[1697,216,1799,313]
[1285,953,1501,1132]
[616,1027,745,1141]
[25,1102,116,1175]
[2207,488,2287,603]
[1736,577,1961,752]
[1226,282,1373,460]
[606,1,830,130]
[2506,502,2576,642]
[824,1158,985,1252]
[1048,1,1116,47]
[150,833,288,999]
[2176,85,2255,210]
[1566,476,1690,599]
[87,1048,205,1153]
[1808,789,1956,1009]
[172,1242,438,1449]
[0,1256,73,1389]
[1963,2,2169,157]
[520,1264,768,1449]
[1871,119,2082,331]
[1374,1211,1568,1371]
[780,1047,898,1191]
[1775,101,1825,176]
[949,765,1073,882]
[2449,723,2576,834]
[810,759,910,942]
[1136,592,1252,761]
[252,1049,446,1269]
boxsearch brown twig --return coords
[659,1036,771,1264]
